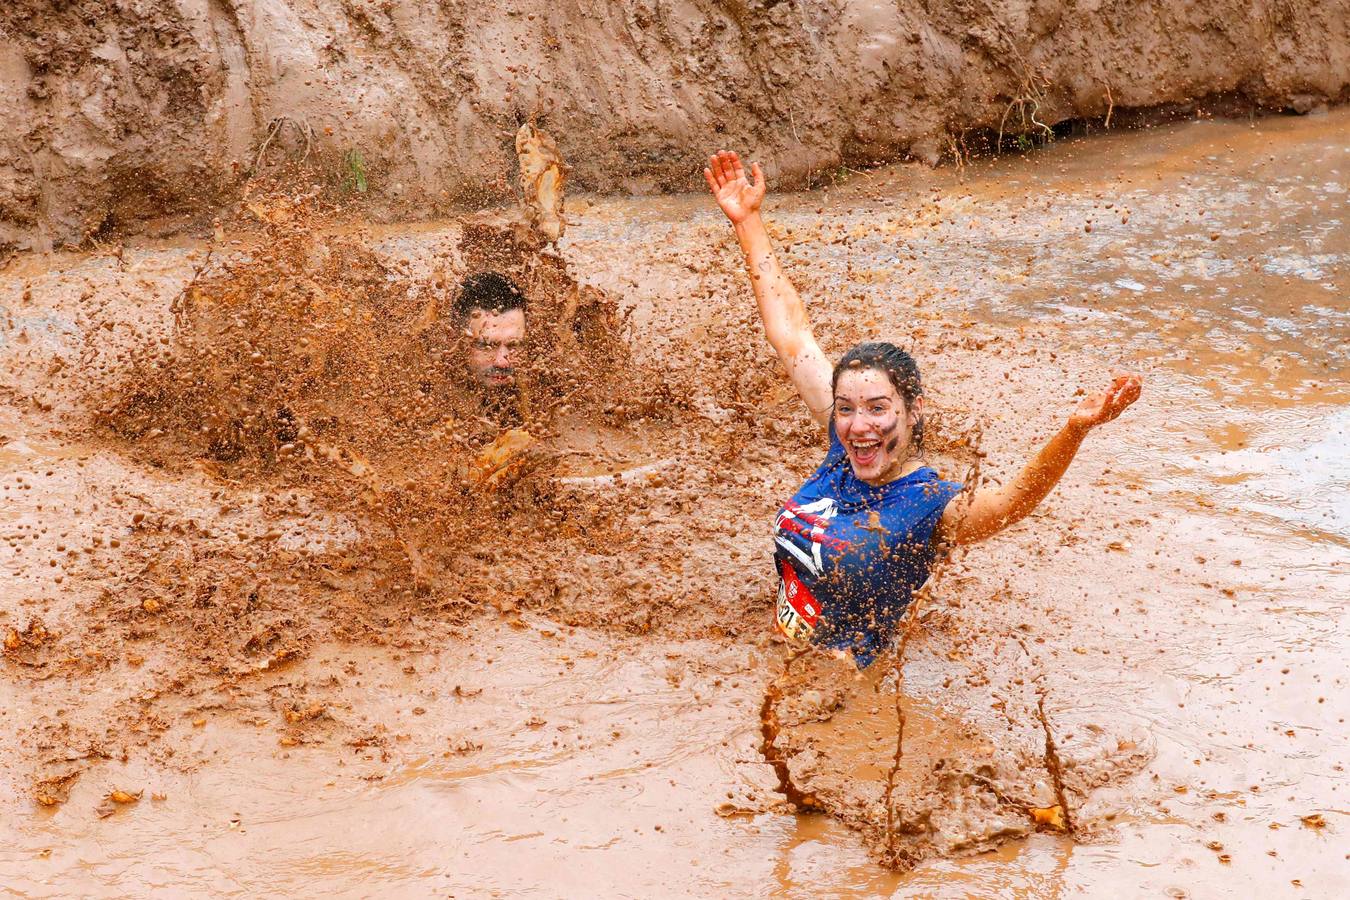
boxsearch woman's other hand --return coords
[1068,373,1143,433]
[940,372,1143,545]
[704,150,765,225]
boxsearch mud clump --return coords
[2,617,55,664]
[759,648,826,813]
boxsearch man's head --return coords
[455,273,527,390]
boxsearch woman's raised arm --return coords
[705,151,833,427]
[937,373,1143,545]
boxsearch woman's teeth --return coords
[851,439,880,460]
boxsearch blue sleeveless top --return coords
[773,425,961,668]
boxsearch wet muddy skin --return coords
[3,111,1348,896]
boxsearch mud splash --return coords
[759,648,824,813]
[4,177,683,784]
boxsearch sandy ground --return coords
[2,109,1348,896]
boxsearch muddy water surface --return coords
[3,110,1348,897]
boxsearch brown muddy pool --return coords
[2,110,1347,897]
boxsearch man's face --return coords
[464,307,526,389]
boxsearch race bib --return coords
[775,560,821,643]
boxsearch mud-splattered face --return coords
[833,368,920,485]
[465,308,526,389]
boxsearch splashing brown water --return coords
[48,182,665,709]
[882,423,987,866]
[759,648,825,814]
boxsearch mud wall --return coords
[3,0,1348,252]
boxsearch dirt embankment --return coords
[3,0,1348,253]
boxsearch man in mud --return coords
[451,271,539,489]
[454,271,529,426]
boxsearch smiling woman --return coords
[705,150,1143,666]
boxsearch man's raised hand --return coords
[704,151,765,225]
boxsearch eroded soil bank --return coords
[2,110,1348,896]
[3,0,1350,253]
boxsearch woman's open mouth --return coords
[848,438,880,468]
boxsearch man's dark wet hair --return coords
[832,342,925,450]
[455,272,526,321]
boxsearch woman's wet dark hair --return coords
[831,342,925,450]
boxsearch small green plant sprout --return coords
[341,149,368,194]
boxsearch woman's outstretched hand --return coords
[940,371,1144,546]
[1069,373,1143,432]
[704,150,765,225]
